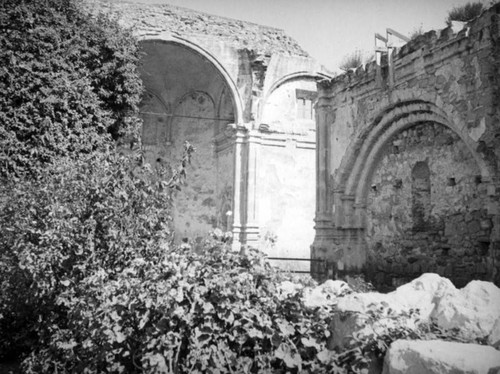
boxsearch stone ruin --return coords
[312,2,500,289]
[86,0,332,271]
[88,0,500,288]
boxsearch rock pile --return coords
[290,273,500,374]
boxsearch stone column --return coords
[311,92,336,279]
[231,126,247,251]
[243,129,262,246]
[314,95,333,229]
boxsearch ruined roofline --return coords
[319,1,500,90]
[117,0,286,33]
[84,0,310,58]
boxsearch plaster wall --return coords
[215,145,235,232]
[257,137,315,270]
[256,75,320,265]
[261,78,317,134]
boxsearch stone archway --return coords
[138,40,240,243]
[330,101,496,288]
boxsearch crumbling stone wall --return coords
[313,2,500,289]
[88,0,331,255]
[366,123,491,288]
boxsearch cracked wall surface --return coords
[313,3,500,288]
[87,0,331,257]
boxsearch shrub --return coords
[14,227,343,373]
[446,2,484,23]
[0,142,194,362]
[0,0,142,178]
[339,50,363,72]
[409,26,425,41]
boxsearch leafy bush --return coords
[14,230,342,373]
[0,0,142,178]
[409,26,425,41]
[0,142,194,362]
[446,2,484,23]
[339,50,363,72]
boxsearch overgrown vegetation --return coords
[0,0,147,364]
[339,50,363,72]
[446,2,484,24]
[0,0,487,372]
[409,26,425,41]
[0,0,142,178]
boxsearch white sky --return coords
[129,0,492,73]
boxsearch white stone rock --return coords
[489,318,500,348]
[390,273,457,320]
[328,274,500,351]
[450,20,467,35]
[330,292,412,349]
[432,280,500,340]
[277,280,303,299]
[320,279,352,296]
[330,274,455,349]
[302,280,351,308]
[382,339,500,374]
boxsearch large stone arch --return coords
[263,71,332,101]
[138,38,242,243]
[139,36,244,125]
[260,72,331,127]
[334,100,497,287]
[339,100,491,198]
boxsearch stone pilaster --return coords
[243,130,262,245]
[231,126,247,251]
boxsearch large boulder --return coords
[382,339,500,374]
[489,318,500,348]
[328,274,500,350]
[328,273,456,349]
[432,280,500,341]
[391,273,457,320]
[328,291,411,349]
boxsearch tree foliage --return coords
[0,0,142,178]
[19,236,342,373]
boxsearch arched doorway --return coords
[332,101,495,288]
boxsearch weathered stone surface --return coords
[489,317,500,348]
[329,291,411,349]
[329,274,500,350]
[277,280,303,300]
[391,273,457,319]
[302,280,351,308]
[432,280,500,340]
[312,1,500,288]
[87,0,331,259]
[382,339,500,374]
[85,0,309,57]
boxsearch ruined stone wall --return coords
[314,3,500,289]
[366,123,491,288]
[89,0,331,256]
[85,0,308,58]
